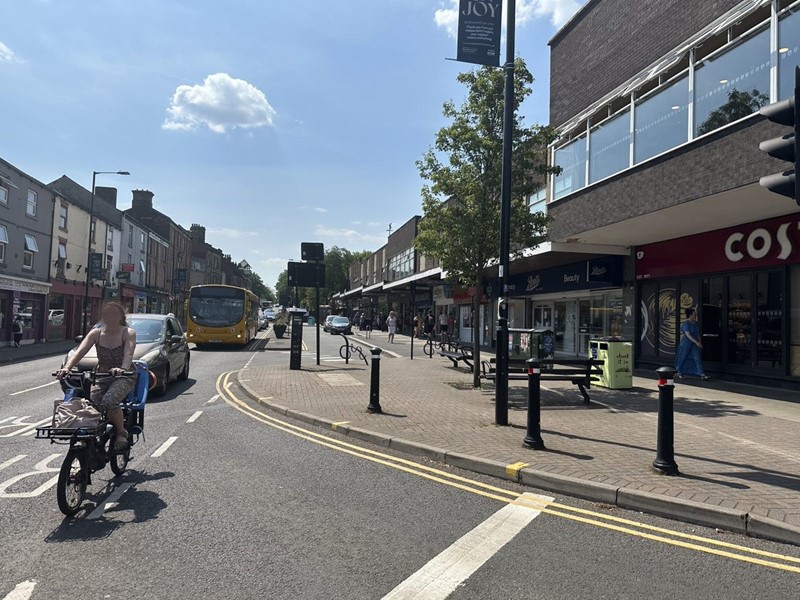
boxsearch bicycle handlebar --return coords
[53,370,134,378]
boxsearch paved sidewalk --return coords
[238,352,800,545]
[0,340,74,364]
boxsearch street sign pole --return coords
[495,0,515,426]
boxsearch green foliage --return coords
[415,58,557,287]
[250,272,276,303]
[697,88,769,136]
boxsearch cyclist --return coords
[438,311,449,342]
[56,302,137,450]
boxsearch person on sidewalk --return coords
[12,315,24,347]
[675,308,709,381]
[386,311,398,343]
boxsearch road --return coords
[1,326,800,599]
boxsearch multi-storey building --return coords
[189,224,223,287]
[49,176,124,328]
[543,0,800,385]
[120,214,150,313]
[0,157,54,346]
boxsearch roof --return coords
[0,156,56,192]
[49,175,124,228]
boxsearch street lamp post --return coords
[82,170,130,333]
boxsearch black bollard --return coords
[653,366,679,475]
[367,347,383,414]
[523,358,545,450]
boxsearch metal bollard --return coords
[367,347,383,414]
[523,358,545,450]
[652,366,679,475]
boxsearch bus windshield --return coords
[189,288,245,327]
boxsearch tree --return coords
[250,272,276,303]
[415,58,557,387]
[697,88,769,136]
[275,269,289,304]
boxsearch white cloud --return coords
[207,227,259,238]
[0,41,18,63]
[434,0,583,38]
[260,257,291,266]
[314,207,328,213]
[314,225,386,246]
[163,72,276,134]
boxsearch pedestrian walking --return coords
[675,308,709,380]
[386,311,398,343]
[12,315,24,347]
[413,313,420,338]
[438,310,449,340]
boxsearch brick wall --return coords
[549,0,741,127]
[548,116,789,240]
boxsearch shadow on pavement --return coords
[44,471,174,543]
[149,378,197,403]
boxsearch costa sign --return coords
[636,215,800,280]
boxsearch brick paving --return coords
[242,347,800,529]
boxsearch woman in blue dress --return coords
[675,308,709,380]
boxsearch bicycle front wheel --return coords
[339,344,352,360]
[423,341,435,357]
[57,449,88,516]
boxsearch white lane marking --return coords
[0,455,26,470]
[151,436,178,458]
[9,380,58,396]
[0,417,19,425]
[382,492,552,600]
[0,417,52,438]
[87,483,133,520]
[0,454,62,498]
[186,411,203,423]
[207,394,220,404]
[3,580,37,600]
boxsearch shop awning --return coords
[382,268,443,291]
[362,282,385,295]
[342,286,363,298]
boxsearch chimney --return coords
[95,186,117,207]
[131,189,154,211]
[190,223,206,244]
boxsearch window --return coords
[779,8,800,99]
[90,220,96,243]
[529,188,547,215]
[387,247,414,282]
[140,259,146,273]
[0,224,7,262]
[694,26,770,137]
[23,234,38,269]
[192,259,204,271]
[59,204,68,229]
[57,242,67,277]
[128,227,133,247]
[589,109,631,183]
[58,242,67,259]
[140,232,145,246]
[0,182,8,205]
[634,75,689,164]
[26,190,37,216]
[553,136,587,199]
[106,254,113,269]
[107,228,114,251]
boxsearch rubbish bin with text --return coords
[588,338,633,389]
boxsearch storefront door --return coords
[533,304,553,328]
[554,300,577,355]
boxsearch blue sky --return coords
[0,0,584,288]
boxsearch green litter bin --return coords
[589,337,633,389]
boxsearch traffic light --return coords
[759,66,800,203]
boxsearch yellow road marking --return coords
[505,462,529,478]
[331,421,350,430]
[216,372,800,573]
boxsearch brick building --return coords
[189,224,223,287]
[544,0,800,384]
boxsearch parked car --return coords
[48,309,64,325]
[64,313,190,397]
[323,315,336,332]
[264,308,276,322]
[329,316,352,335]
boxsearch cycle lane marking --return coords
[186,411,203,424]
[382,491,551,600]
[0,454,62,498]
[2,580,37,600]
[0,417,52,438]
[8,381,58,396]
[87,483,134,520]
[207,394,220,404]
[151,436,178,457]
[0,455,27,471]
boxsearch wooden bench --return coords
[481,358,603,404]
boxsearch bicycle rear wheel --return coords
[57,450,88,516]
[339,344,352,360]
[423,340,435,357]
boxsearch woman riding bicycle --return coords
[56,301,137,450]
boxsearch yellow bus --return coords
[186,285,260,346]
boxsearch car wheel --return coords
[154,365,169,397]
[177,353,190,382]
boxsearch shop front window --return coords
[728,274,753,366]
[756,271,783,369]
[48,293,66,341]
[0,296,8,340]
[589,110,630,184]
[554,300,577,354]
[694,27,770,137]
[701,277,725,364]
[634,76,689,164]
[778,8,800,100]
[553,136,586,200]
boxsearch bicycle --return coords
[338,334,368,364]
[36,362,151,516]
[422,333,443,357]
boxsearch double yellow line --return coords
[216,371,800,574]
